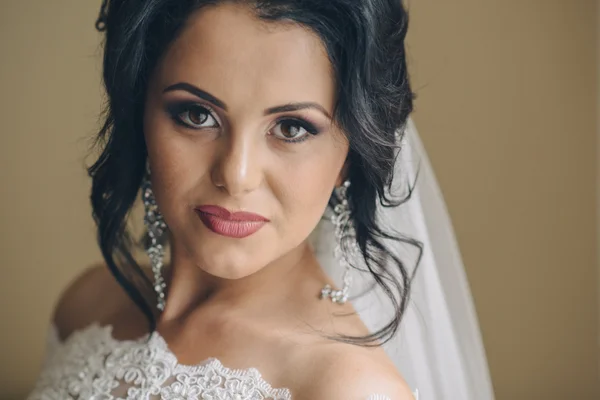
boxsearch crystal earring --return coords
[320,180,357,304]
[141,161,168,311]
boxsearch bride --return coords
[28,0,494,399]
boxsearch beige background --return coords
[0,0,598,399]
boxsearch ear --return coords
[335,160,350,187]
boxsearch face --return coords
[143,3,349,280]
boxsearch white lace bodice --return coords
[27,323,405,400]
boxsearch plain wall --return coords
[406,0,598,398]
[598,0,600,382]
[0,1,597,399]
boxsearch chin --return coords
[193,246,268,280]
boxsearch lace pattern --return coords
[27,323,400,400]
[28,323,291,400]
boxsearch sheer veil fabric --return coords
[310,118,496,399]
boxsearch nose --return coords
[210,130,263,197]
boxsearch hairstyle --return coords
[90,0,422,346]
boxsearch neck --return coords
[157,239,328,325]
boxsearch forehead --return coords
[154,3,336,112]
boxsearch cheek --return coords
[143,110,213,224]
[273,139,348,235]
[145,118,182,201]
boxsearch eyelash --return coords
[273,117,320,143]
[167,102,219,130]
[165,101,321,144]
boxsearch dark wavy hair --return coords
[89,0,422,346]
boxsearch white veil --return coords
[310,118,496,399]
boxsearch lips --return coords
[194,205,268,238]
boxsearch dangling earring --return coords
[142,161,168,311]
[320,179,356,304]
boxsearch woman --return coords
[28,0,442,398]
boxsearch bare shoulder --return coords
[295,342,414,400]
[52,264,137,340]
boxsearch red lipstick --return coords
[194,205,268,238]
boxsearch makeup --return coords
[194,205,268,238]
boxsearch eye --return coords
[171,103,220,129]
[271,119,319,143]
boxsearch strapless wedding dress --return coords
[26,322,417,400]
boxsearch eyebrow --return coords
[163,82,227,110]
[163,82,332,119]
[265,103,332,119]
